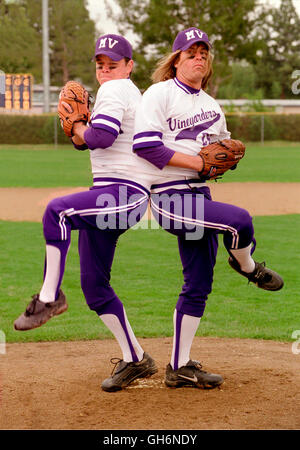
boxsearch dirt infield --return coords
[1,182,300,222]
[1,182,299,430]
[1,337,299,430]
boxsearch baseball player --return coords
[14,34,158,392]
[133,27,284,389]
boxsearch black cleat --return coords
[101,352,158,392]
[14,290,68,331]
[228,257,284,291]
[165,360,224,389]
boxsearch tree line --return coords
[0,0,96,89]
[0,0,299,99]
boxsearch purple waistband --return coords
[93,177,150,195]
[151,178,206,189]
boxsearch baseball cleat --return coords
[165,360,224,389]
[101,352,158,392]
[228,257,284,291]
[14,290,68,331]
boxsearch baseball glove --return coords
[198,139,246,180]
[58,81,91,137]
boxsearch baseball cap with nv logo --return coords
[172,27,211,52]
[94,34,133,61]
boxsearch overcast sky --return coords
[86,0,300,38]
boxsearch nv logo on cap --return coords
[98,37,119,49]
[185,29,203,41]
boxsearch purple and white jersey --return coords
[133,77,230,181]
[89,78,155,190]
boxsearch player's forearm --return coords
[135,144,203,172]
[135,145,175,169]
[167,152,203,172]
[72,123,116,150]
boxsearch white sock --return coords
[39,245,61,303]
[171,310,201,369]
[100,312,144,362]
[230,244,256,273]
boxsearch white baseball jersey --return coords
[133,78,230,182]
[89,78,155,190]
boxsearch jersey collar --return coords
[173,77,201,95]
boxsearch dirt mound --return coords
[1,337,299,430]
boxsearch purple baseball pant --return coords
[150,185,255,318]
[42,179,149,313]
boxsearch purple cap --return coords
[94,34,132,61]
[172,27,211,52]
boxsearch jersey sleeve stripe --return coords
[134,131,163,139]
[133,140,162,150]
[133,138,163,149]
[91,118,120,135]
[91,113,121,127]
[133,131,163,149]
[91,122,119,136]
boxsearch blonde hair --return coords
[151,49,213,90]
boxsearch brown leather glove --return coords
[198,139,246,180]
[58,81,91,137]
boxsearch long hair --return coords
[151,49,213,90]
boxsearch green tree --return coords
[255,0,300,98]
[48,0,96,87]
[106,0,263,94]
[0,0,97,88]
[217,63,257,99]
[0,0,42,81]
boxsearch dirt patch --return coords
[0,187,87,222]
[1,337,299,430]
[209,182,300,216]
[0,182,300,222]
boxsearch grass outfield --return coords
[0,215,299,343]
[0,141,300,186]
[0,144,92,187]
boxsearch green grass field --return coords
[0,141,300,186]
[0,145,92,187]
[0,142,299,343]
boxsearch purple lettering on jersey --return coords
[167,109,218,133]
[175,113,220,141]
